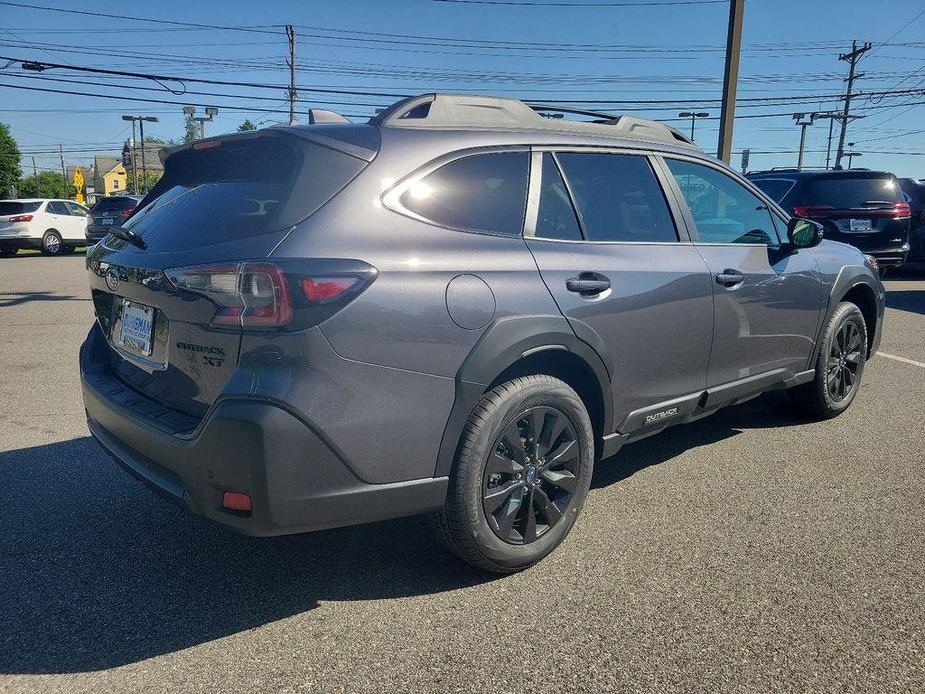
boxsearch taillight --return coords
[792,205,834,218]
[121,207,135,217]
[891,202,911,219]
[165,259,377,331]
[9,214,33,223]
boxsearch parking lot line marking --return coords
[879,352,925,369]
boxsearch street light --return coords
[121,115,159,194]
[679,112,710,142]
[182,106,219,140]
[792,112,816,171]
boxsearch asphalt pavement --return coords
[1,255,923,693]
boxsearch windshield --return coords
[0,201,42,215]
[799,174,903,209]
[122,134,370,252]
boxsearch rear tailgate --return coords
[85,126,378,418]
[794,173,910,253]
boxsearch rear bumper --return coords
[85,226,111,243]
[80,327,448,536]
[868,246,909,268]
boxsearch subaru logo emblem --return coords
[105,268,120,292]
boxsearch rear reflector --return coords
[222,491,252,512]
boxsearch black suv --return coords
[748,169,912,271]
[899,177,925,262]
[86,195,144,244]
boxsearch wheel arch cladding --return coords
[433,315,613,477]
[841,282,878,355]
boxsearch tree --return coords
[237,119,257,132]
[0,122,22,198]
[18,171,69,198]
[183,113,198,144]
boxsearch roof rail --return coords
[369,93,699,149]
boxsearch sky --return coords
[1,0,924,181]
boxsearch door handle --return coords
[715,269,745,287]
[566,273,611,296]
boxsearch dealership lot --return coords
[1,255,923,693]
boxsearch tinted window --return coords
[535,153,581,241]
[400,152,529,235]
[48,201,70,215]
[667,159,779,245]
[123,136,369,252]
[800,174,902,208]
[555,153,677,242]
[0,201,41,215]
[751,178,795,203]
[92,197,135,213]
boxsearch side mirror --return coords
[787,217,824,249]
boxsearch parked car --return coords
[899,177,925,262]
[747,169,911,272]
[86,195,145,245]
[81,94,884,573]
[0,198,90,256]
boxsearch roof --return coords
[368,93,700,151]
[748,169,895,179]
[94,156,122,176]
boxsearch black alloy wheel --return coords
[482,406,580,545]
[827,319,863,402]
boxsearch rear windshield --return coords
[0,201,41,215]
[122,134,372,252]
[92,197,136,212]
[798,174,903,208]
[750,178,795,203]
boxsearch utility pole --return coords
[793,113,816,171]
[834,40,872,169]
[31,156,37,178]
[122,115,159,194]
[59,144,68,196]
[716,0,745,163]
[130,118,138,194]
[286,25,297,125]
[679,111,710,142]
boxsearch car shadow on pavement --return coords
[0,392,800,675]
[885,290,925,316]
[0,292,90,308]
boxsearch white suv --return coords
[0,199,90,257]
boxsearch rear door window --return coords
[48,201,70,215]
[799,174,903,208]
[399,151,529,235]
[554,152,678,242]
[535,153,582,241]
[122,135,372,252]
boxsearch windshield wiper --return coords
[107,225,147,250]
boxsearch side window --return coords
[400,152,529,235]
[68,202,88,217]
[666,159,780,245]
[535,153,581,241]
[49,201,70,215]
[554,152,678,242]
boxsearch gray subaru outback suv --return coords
[81,93,884,572]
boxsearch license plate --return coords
[120,300,155,356]
[849,218,872,231]
[102,218,114,226]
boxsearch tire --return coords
[788,301,868,420]
[0,248,16,257]
[40,230,63,256]
[432,375,594,573]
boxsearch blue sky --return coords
[1,0,923,180]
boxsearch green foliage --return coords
[237,119,257,132]
[123,170,162,195]
[183,114,198,144]
[18,171,69,198]
[0,122,22,198]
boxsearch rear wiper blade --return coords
[859,200,894,207]
[107,225,147,250]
